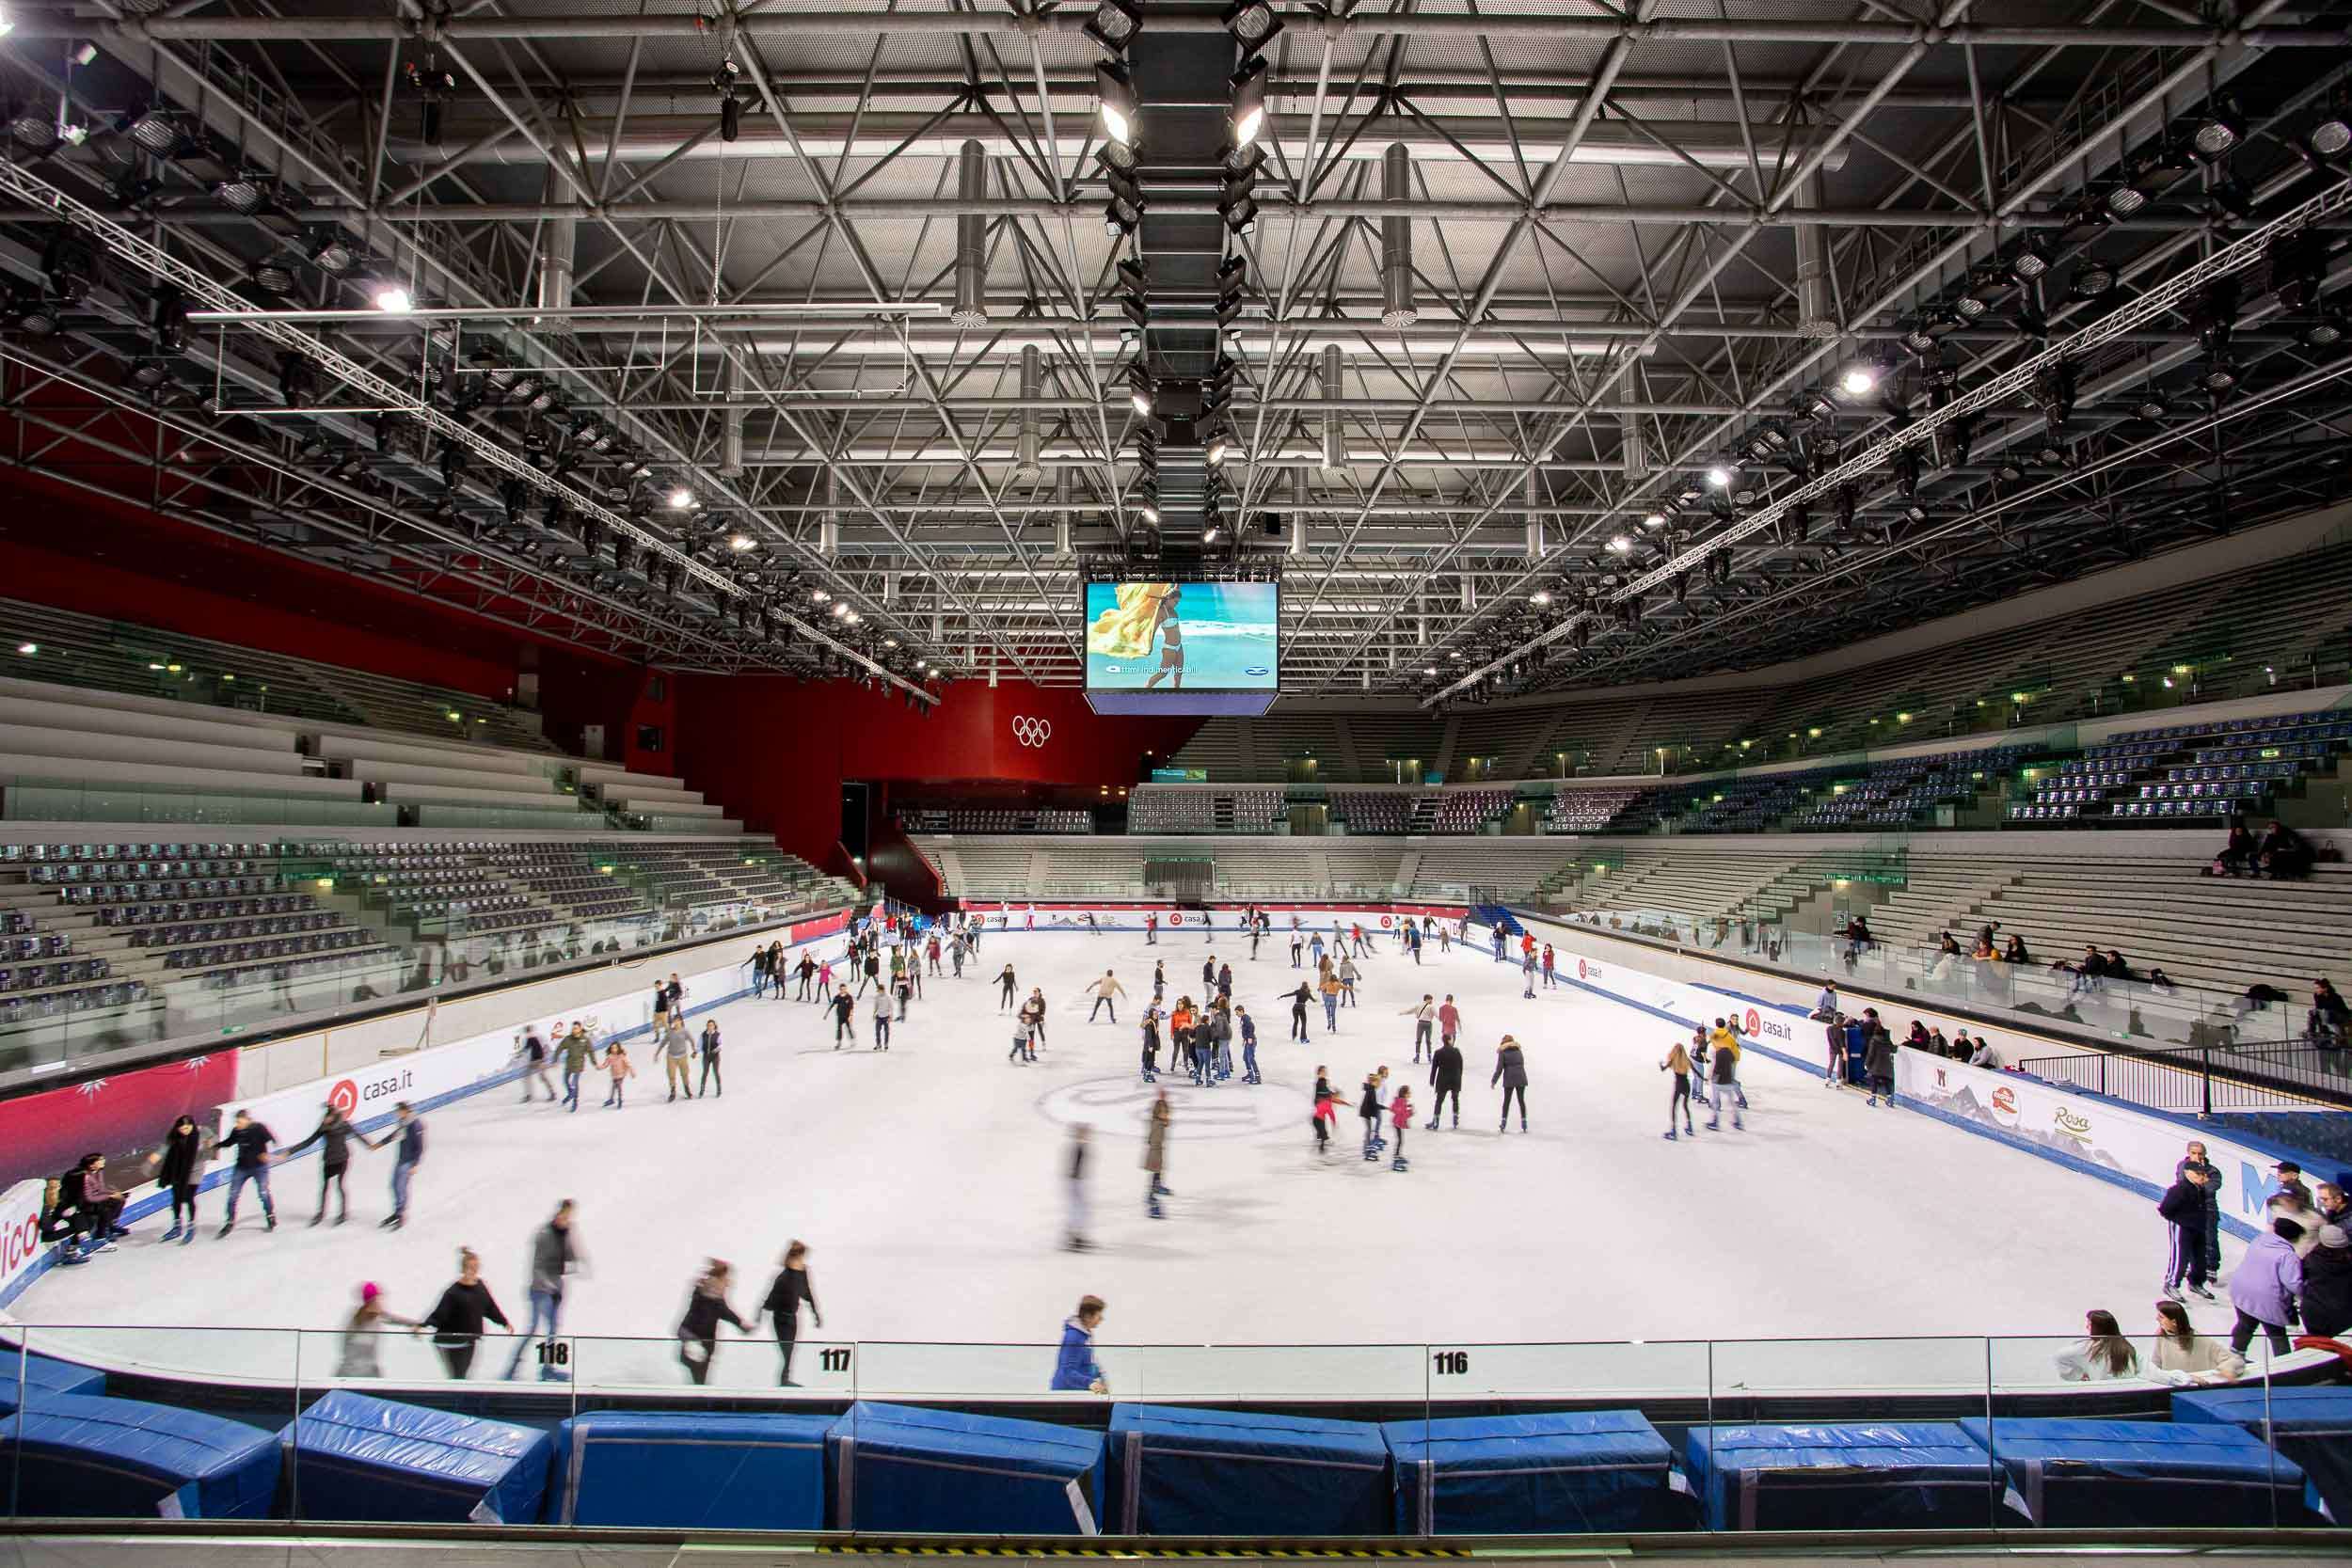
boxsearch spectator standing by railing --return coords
[2158,1163,2217,1302]
[2176,1142,2225,1281]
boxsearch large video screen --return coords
[1084,580,1279,691]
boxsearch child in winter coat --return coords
[1389,1087,1413,1170]
[602,1040,636,1107]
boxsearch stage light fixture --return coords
[2187,98,2244,162]
[119,104,193,157]
[2070,260,2117,299]
[372,283,413,313]
[1703,464,1734,489]
[1228,55,1269,148]
[1085,0,1142,53]
[1095,60,1139,147]
[151,285,189,355]
[1128,367,1155,417]
[249,261,296,294]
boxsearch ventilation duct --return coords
[1381,144,1416,328]
[1321,344,1344,470]
[1793,171,1836,337]
[952,139,988,328]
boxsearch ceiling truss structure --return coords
[0,1,2345,697]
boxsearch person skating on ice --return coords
[147,1114,211,1244]
[759,1241,822,1386]
[1358,1073,1385,1161]
[1237,1005,1260,1084]
[1337,954,1360,1007]
[698,1020,724,1093]
[424,1247,509,1380]
[1287,980,1311,1041]
[998,962,1019,1009]
[1064,1124,1094,1251]
[1389,1086,1414,1172]
[1290,930,1304,968]
[1661,1041,1697,1139]
[1139,1005,1162,1081]
[1145,911,1158,945]
[1089,969,1126,1023]
[1142,1091,1171,1218]
[516,1024,557,1102]
[1541,943,1556,989]
[871,984,895,1051]
[1862,1019,1896,1107]
[601,1039,636,1107]
[1705,1035,1743,1130]
[1520,948,1538,999]
[1025,987,1050,1050]
[362,1101,425,1229]
[1319,968,1342,1033]
[796,947,820,1001]
[1823,1011,1850,1086]
[215,1108,278,1235]
[1491,1035,1529,1132]
[658,1016,695,1101]
[2159,1163,2217,1302]
[676,1259,750,1386]
[831,985,856,1049]
[504,1198,584,1379]
[287,1102,361,1227]
[1427,1035,1464,1129]
[334,1280,422,1379]
[1404,994,1436,1062]
[1216,960,1234,1002]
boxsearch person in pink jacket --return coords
[1389,1086,1415,1172]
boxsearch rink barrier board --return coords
[0,907,855,1313]
[1493,911,2341,1240]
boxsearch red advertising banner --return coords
[0,1051,240,1189]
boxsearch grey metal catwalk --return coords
[0,2,2344,692]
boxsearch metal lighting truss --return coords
[0,155,938,705]
[1425,170,2352,705]
[0,4,2348,692]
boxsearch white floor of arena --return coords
[17,927,2254,1398]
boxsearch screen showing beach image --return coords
[1083,580,1279,691]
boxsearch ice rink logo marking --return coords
[1038,1076,1301,1139]
[327,1078,358,1117]
[1012,715,1052,748]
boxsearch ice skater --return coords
[215,1108,278,1235]
[1139,1005,1162,1080]
[699,1019,724,1093]
[557,1024,598,1112]
[505,1199,583,1379]
[1491,1035,1529,1132]
[1403,994,1436,1061]
[1064,1124,1094,1251]
[1426,1035,1463,1129]
[1237,1006,1260,1084]
[871,984,894,1050]
[1520,949,1538,998]
[1389,1086,1413,1171]
[1319,969,1342,1033]
[1862,1021,1896,1106]
[1540,943,1556,989]
[1287,980,1311,1041]
[1359,1072,1385,1161]
[759,1241,822,1386]
[1661,1041,1696,1139]
[1145,911,1158,945]
[1823,1012,1850,1086]
[1705,1036,1744,1131]
[146,1114,210,1245]
[424,1247,509,1380]
[602,1039,636,1106]
[363,1101,424,1229]
[1290,930,1304,967]
[1089,969,1126,1023]
[2158,1163,2217,1301]
[1311,1072,1340,1156]
[516,1024,557,1101]
[831,985,855,1049]
[658,1017,695,1101]
[675,1259,750,1386]
[998,962,1019,1009]
[287,1102,360,1227]
[1143,1090,1171,1219]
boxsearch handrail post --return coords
[2201,1046,2213,1119]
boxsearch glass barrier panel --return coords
[1102,1343,1426,1403]
[1711,1335,1992,1400]
[1429,1338,1710,1402]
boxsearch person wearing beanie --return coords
[336,1279,421,1378]
[2302,1223,2352,1338]
[1491,1036,1529,1132]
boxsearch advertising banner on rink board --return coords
[982,904,1470,932]
[1518,914,2308,1235]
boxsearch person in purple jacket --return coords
[2230,1215,2307,1358]
[1049,1295,1108,1392]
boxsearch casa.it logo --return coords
[1577,958,1589,979]
[1380,915,1394,927]
[327,1078,360,1117]
[1011,715,1052,749]
[1991,1085,2018,1117]
[1168,912,1185,925]
[1743,1008,1762,1036]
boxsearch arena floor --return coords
[16,927,2249,1397]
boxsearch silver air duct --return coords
[1381,144,1417,328]
[953,139,989,328]
[718,357,745,478]
[1017,344,1041,476]
[1793,171,1836,337]
[1321,344,1344,470]
[819,470,841,556]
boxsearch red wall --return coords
[675,676,1198,865]
[538,663,678,777]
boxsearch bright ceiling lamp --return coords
[1228,55,1269,149]
[372,284,413,313]
[1095,60,1139,148]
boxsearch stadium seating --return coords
[897,807,1094,834]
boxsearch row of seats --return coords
[161,930,382,973]
[895,808,1094,833]
[125,913,342,950]
[94,894,312,927]
[2,957,110,992]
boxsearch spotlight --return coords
[2006,234,2052,283]
[372,283,413,313]
[1221,0,1283,49]
[1703,464,1734,489]
[1837,359,1883,398]
[1206,431,1230,467]
[2132,390,2170,421]
[2186,97,2244,162]
[2193,279,2238,357]
[1994,457,2026,483]
[128,359,168,389]
[1215,253,1248,330]
[249,261,296,294]
[715,58,743,143]
[2202,357,2239,395]
[41,231,99,307]
[1104,162,1147,237]
[2031,437,2069,468]
[2296,314,2346,352]
[2033,361,2077,426]
[1228,55,1269,148]
[1084,0,1142,53]
[1095,60,1139,147]
[2102,178,2148,218]
[119,104,193,157]
[1834,485,1857,533]
[307,231,358,274]
[1640,510,1667,530]
[8,110,59,157]
[2302,105,2351,167]
[1217,180,1259,237]
[0,289,40,334]
[1607,534,1632,554]
[1128,366,1155,417]
[2269,230,2328,313]
[277,352,316,407]
[1115,256,1151,331]
[1892,447,1919,500]
[1947,416,1978,468]
[216,172,270,214]
[2070,260,2117,299]
[668,486,694,509]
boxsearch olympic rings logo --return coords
[1011,715,1052,748]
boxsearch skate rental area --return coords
[14,911,2261,1400]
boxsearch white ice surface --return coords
[15,927,2253,1398]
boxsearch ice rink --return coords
[19,923,2247,1389]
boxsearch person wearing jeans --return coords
[368,1102,424,1231]
[216,1110,278,1235]
[506,1200,582,1380]
[2230,1216,2306,1359]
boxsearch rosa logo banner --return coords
[1011,715,1052,748]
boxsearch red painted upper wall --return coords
[675,675,1199,863]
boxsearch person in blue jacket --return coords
[1049,1295,1108,1392]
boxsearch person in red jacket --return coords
[1389,1086,1415,1172]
